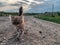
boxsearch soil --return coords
[0,16,60,45]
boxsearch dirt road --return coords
[0,16,60,45]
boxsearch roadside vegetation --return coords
[0,11,18,16]
[34,12,60,24]
[0,11,40,16]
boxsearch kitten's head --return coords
[11,6,23,25]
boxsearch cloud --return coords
[0,6,19,11]
[0,2,7,7]
[0,0,45,12]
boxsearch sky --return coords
[0,0,60,13]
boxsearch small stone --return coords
[43,36,45,38]
[1,43,6,45]
[2,40,6,43]
[0,38,3,43]
[0,41,2,43]
[22,39,24,41]
[3,37,6,40]
[39,31,42,34]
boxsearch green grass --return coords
[34,15,60,24]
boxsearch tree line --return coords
[0,11,60,16]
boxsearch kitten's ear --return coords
[11,16,15,21]
[19,6,23,16]
[9,15,14,22]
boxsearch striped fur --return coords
[11,6,25,40]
